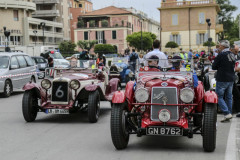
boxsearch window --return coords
[196,33,208,45]
[112,30,117,39]
[170,34,181,45]
[13,10,19,21]
[96,31,104,44]
[24,56,34,66]
[199,12,205,24]
[16,56,27,68]
[10,56,19,69]
[79,4,82,8]
[172,14,178,25]
[84,31,88,40]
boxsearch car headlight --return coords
[158,109,171,122]
[70,80,80,90]
[41,79,51,90]
[180,88,194,103]
[135,88,149,103]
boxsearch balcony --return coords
[0,0,36,11]
[32,10,60,18]
[160,0,218,9]
[33,0,60,4]
[29,29,63,38]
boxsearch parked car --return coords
[32,56,48,79]
[110,59,218,152]
[40,51,70,68]
[109,57,134,83]
[0,52,37,97]
[22,60,121,123]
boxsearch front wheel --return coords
[88,90,100,123]
[202,103,217,152]
[3,80,12,97]
[111,103,129,150]
[22,90,38,122]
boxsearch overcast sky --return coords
[91,0,240,22]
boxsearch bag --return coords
[130,53,138,61]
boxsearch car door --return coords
[24,55,36,82]
[9,56,22,89]
[16,55,29,87]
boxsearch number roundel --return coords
[56,86,64,98]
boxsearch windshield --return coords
[50,52,64,59]
[0,56,9,69]
[75,60,96,69]
[112,57,129,64]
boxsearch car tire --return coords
[22,90,38,122]
[202,103,217,152]
[88,90,100,123]
[111,103,129,150]
[3,80,12,98]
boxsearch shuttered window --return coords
[170,34,181,45]
[199,12,205,24]
[172,14,178,25]
[13,10,19,21]
[84,31,88,40]
[112,30,117,39]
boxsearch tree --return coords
[165,41,179,49]
[216,0,238,40]
[203,41,216,47]
[77,40,97,51]
[89,20,96,27]
[59,41,76,54]
[77,20,84,28]
[101,20,108,27]
[126,32,157,51]
[94,44,115,54]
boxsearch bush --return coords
[77,20,84,28]
[165,41,179,49]
[89,20,96,27]
[101,20,108,27]
[94,44,115,54]
[203,41,216,47]
[59,41,76,54]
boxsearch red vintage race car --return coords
[22,60,120,123]
[110,59,218,152]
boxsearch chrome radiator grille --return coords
[151,87,179,121]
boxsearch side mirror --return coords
[11,65,18,69]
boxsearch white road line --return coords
[225,118,238,160]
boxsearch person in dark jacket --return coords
[129,49,138,74]
[212,40,235,122]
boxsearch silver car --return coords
[0,52,38,97]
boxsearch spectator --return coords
[98,57,104,67]
[139,54,144,66]
[144,40,168,67]
[214,45,220,57]
[208,51,215,63]
[188,49,193,60]
[212,40,236,122]
[180,50,188,62]
[80,50,89,60]
[129,49,138,73]
[47,54,53,67]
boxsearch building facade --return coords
[74,6,160,54]
[69,0,93,42]
[159,0,223,52]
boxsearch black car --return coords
[31,56,48,79]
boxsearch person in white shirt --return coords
[144,40,168,67]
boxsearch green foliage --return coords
[94,44,115,54]
[89,20,96,27]
[216,0,238,40]
[126,32,157,51]
[101,20,108,27]
[230,38,240,46]
[58,41,76,54]
[77,20,84,28]
[77,40,97,51]
[165,41,179,49]
[203,41,216,47]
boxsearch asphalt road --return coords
[0,92,237,160]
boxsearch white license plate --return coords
[47,109,69,114]
[146,127,182,136]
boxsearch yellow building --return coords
[159,0,223,52]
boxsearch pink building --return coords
[74,6,159,54]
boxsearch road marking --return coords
[225,118,238,160]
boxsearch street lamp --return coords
[40,22,46,46]
[206,19,211,54]
[33,30,37,46]
[3,27,11,52]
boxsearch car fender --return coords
[85,84,99,92]
[22,82,46,100]
[112,91,126,103]
[194,81,204,112]
[125,81,135,101]
[109,78,120,92]
[204,90,218,104]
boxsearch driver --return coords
[147,55,161,69]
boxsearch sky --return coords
[91,0,240,22]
